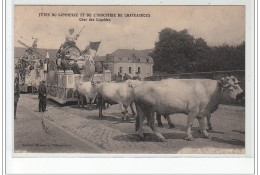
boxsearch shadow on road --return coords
[164,123,186,132]
[161,132,187,140]
[211,137,245,146]
[85,112,136,123]
[70,105,97,111]
[86,115,122,122]
[208,130,225,134]
[47,99,78,108]
[110,112,136,118]
[113,133,165,142]
[113,132,245,146]
[232,130,245,134]
[113,120,135,124]
[113,131,210,142]
[113,132,202,142]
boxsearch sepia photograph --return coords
[13,5,246,155]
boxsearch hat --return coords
[69,28,74,32]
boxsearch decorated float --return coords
[46,27,111,104]
[16,38,45,93]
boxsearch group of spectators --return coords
[112,72,141,82]
[16,57,44,81]
[14,57,47,120]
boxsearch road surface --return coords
[14,94,245,154]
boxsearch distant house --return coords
[14,47,154,79]
[14,47,58,60]
[95,49,154,79]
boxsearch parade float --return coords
[16,38,45,93]
[46,27,111,104]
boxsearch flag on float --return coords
[89,41,101,51]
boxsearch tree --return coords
[152,28,196,73]
[151,27,245,73]
[210,42,245,71]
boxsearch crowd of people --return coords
[15,57,44,82]
[112,72,141,82]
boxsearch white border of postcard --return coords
[4,0,256,174]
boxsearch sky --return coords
[14,6,245,56]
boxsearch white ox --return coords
[156,76,243,130]
[129,77,243,141]
[93,82,136,120]
[76,81,96,108]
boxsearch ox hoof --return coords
[159,137,167,142]
[208,126,213,131]
[169,124,175,128]
[204,135,212,140]
[137,134,144,141]
[157,123,163,127]
[185,136,195,141]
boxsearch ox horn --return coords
[222,84,230,88]
[218,78,230,88]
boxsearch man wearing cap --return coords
[38,80,47,112]
[64,28,79,47]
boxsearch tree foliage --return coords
[151,28,245,73]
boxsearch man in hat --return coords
[64,28,79,47]
[14,70,20,120]
[38,80,47,112]
[123,73,131,81]
[71,60,81,74]
[117,72,123,82]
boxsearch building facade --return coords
[95,49,154,80]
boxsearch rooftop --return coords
[14,47,154,64]
[14,47,58,60]
[96,49,154,64]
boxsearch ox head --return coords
[218,76,243,103]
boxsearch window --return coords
[129,67,132,73]
[138,67,141,74]
[119,67,122,73]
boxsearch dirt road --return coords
[14,94,245,154]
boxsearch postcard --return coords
[5,1,255,174]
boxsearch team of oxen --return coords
[75,76,243,141]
